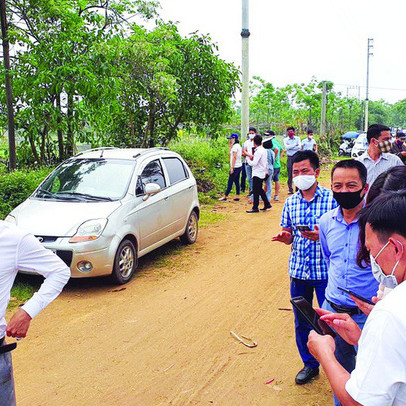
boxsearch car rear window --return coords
[163,157,188,185]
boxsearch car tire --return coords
[111,239,137,284]
[338,148,345,156]
[180,211,198,245]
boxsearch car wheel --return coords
[111,239,137,284]
[180,211,198,245]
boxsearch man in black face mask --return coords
[318,159,379,406]
[391,131,406,164]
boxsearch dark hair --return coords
[267,130,275,136]
[253,134,262,146]
[367,166,406,204]
[331,159,367,186]
[249,127,257,133]
[292,150,319,170]
[356,165,406,267]
[366,123,391,144]
[287,126,295,132]
[307,129,313,135]
[359,190,406,243]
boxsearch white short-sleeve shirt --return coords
[345,281,406,405]
[230,143,242,168]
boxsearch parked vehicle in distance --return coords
[351,132,368,158]
[339,131,358,157]
[6,147,200,284]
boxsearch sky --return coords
[156,0,406,104]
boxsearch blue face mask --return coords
[370,241,404,289]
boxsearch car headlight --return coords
[4,214,16,225]
[69,219,108,243]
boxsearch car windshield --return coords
[34,158,135,201]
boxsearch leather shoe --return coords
[260,204,272,211]
[246,209,259,213]
[295,366,319,385]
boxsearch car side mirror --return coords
[143,183,161,201]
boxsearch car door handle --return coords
[164,196,169,200]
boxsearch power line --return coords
[336,83,406,92]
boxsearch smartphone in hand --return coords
[290,296,336,337]
[296,225,311,232]
[338,287,375,306]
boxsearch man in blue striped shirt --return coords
[272,150,337,385]
[319,159,378,406]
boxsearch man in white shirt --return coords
[307,190,406,406]
[302,130,318,153]
[283,127,302,194]
[242,127,257,199]
[356,124,403,187]
[245,135,271,213]
[0,221,70,405]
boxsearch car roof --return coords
[73,147,175,160]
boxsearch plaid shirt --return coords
[280,185,337,280]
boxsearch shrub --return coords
[169,136,229,198]
[0,167,53,219]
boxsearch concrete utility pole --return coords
[241,0,250,137]
[364,38,374,132]
[0,0,16,169]
[320,80,327,137]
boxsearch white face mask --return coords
[370,240,404,289]
[293,175,316,191]
[249,134,255,140]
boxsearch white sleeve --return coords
[17,234,70,318]
[345,310,406,406]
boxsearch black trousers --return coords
[252,176,270,210]
[287,155,294,193]
[240,164,247,193]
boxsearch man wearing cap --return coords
[245,135,272,212]
[0,220,70,404]
[264,130,284,201]
[219,133,243,201]
[302,130,318,153]
[391,131,406,164]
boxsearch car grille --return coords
[55,250,73,267]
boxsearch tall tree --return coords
[0,0,16,168]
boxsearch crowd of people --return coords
[1,123,406,404]
[219,122,406,404]
[219,126,318,212]
[271,123,406,405]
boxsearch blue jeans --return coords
[265,171,273,201]
[322,300,367,406]
[290,277,328,370]
[225,166,242,196]
[0,351,15,406]
[245,163,253,193]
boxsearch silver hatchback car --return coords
[6,147,200,284]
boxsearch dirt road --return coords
[13,189,332,405]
